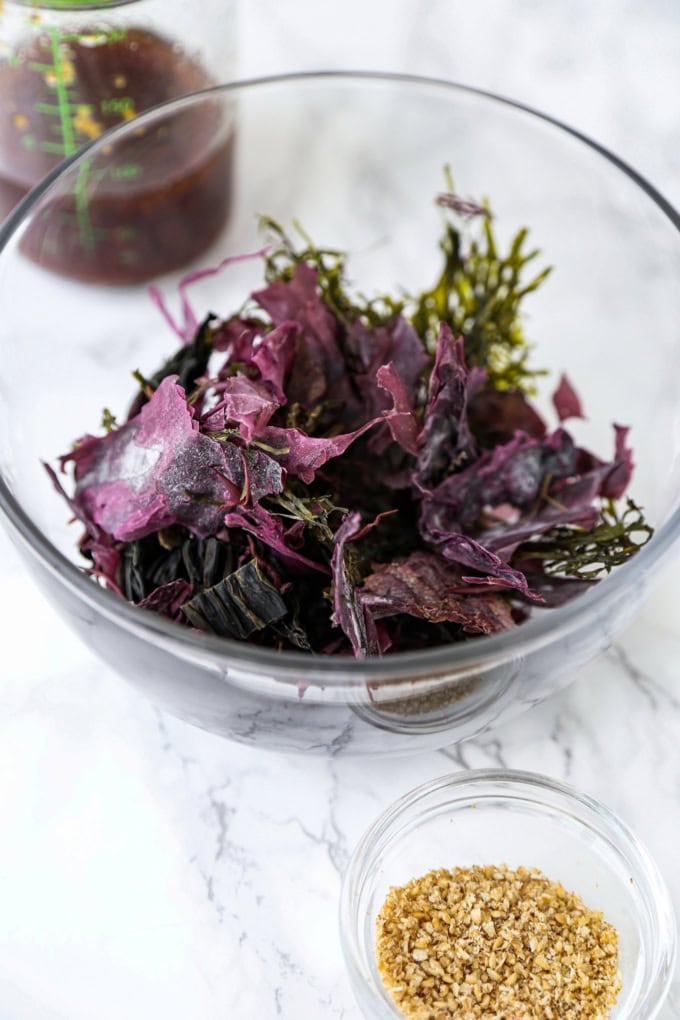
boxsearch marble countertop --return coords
[1,2,680,1017]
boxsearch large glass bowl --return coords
[1,72,680,755]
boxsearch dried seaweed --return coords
[49,185,652,657]
[182,559,288,638]
[512,498,653,580]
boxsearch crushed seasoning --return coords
[375,864,622,1019]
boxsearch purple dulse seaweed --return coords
[50,199,651,655]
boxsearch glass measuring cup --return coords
[0,0,237,283]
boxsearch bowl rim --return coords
[338,767,678,1020]
[1,69,680,683]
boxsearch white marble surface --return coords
[1,2,680,1018]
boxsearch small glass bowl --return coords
[339,769,677,1020]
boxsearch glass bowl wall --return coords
[1,72,680,755]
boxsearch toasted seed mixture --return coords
[375,864,622,1020]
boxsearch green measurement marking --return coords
[39,140,69,154]
[110,163,142,180]
[100,97,134,116]
[47,26,77,157]
[35,101,90,115]
[28,29,116,254]
[74,159,95,252]
[27,61,57,73]
[87,167,109,183]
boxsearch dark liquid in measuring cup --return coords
[0,28,233,284]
